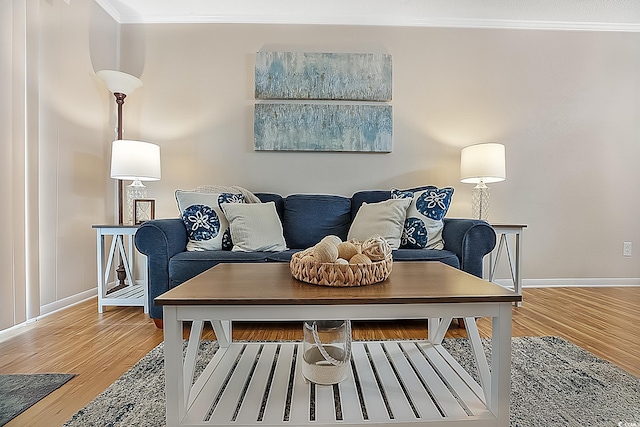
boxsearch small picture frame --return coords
[133,199,155,225]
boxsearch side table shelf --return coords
[93,224,148,314]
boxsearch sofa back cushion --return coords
[256,193,284,221]
[350,190,391,221]
[283,194,352,248]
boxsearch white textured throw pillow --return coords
[347,198,412,249]
[221,201,287,252]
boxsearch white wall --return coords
[37,0,119,311]
[0,0,119,331]
[0,0,27,330]
[121,23,640,283]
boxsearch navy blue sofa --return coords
[135,190,497,322]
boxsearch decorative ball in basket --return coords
[290,235,393,287]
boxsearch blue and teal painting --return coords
[254,103,393,152]
[255,52,392,101]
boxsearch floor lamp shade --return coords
[460,143,506,220]
[96,70,143,95]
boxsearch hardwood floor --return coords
[0,286,638,426]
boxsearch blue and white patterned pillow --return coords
[175,190,244,251]
[391,186,454,250]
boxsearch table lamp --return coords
[460,142,506,221]
[110,140,161,224]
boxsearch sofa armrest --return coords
[442,218,496,278]
[135,218,187,319]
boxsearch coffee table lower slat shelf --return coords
[181,340,497,426]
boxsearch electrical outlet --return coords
[623,242,632,257]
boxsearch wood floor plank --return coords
[0,286,638,426]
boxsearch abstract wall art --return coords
[254,103,392,152]
[255,52,392,101]
[254,51,393,152]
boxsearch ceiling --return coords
[95,0,640,31]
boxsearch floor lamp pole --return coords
[114,92,127,286]
[114,92,126,225]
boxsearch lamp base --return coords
[471,181,490,221]
[127,180,147,224]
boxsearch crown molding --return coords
[96,0,640,32]
[95,0,121,23]
[116,14,640,32]
[405,18,640,32]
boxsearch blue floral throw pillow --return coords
[391,186,454,250]
[175,190,244,251]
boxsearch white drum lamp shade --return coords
[110,140,161,182]
[460,143,506,184]
[460,143,506,220]
[111,140,161,224]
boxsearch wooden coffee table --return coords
[156,261,521,427]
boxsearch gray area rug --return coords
[63,336,640,426]
[0,373,75,426]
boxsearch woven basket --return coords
[290,251,393,287]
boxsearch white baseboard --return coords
[0,289,98,340]
[0,320,38,342]
[39,288,97,316]
[493,278,640,288]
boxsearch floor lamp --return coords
[460,142,506,221]
[97,70,143,286]
[97,70,143,224]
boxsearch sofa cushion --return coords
[350,190,391,221]
[283,194,352,249]
[175,190,244,251]
[392,249,460,269]
[265,249,301,263]
[392,186,454,250]
[347,198,412,249]
[169,250,269,284]
[221,201,287,252]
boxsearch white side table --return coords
[93,224,148,314]
[488,224,527,307]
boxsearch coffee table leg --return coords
[164,306,184,427]
[490,303,513,426]
[461,308,511,427]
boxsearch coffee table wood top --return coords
[156,261,521,306]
